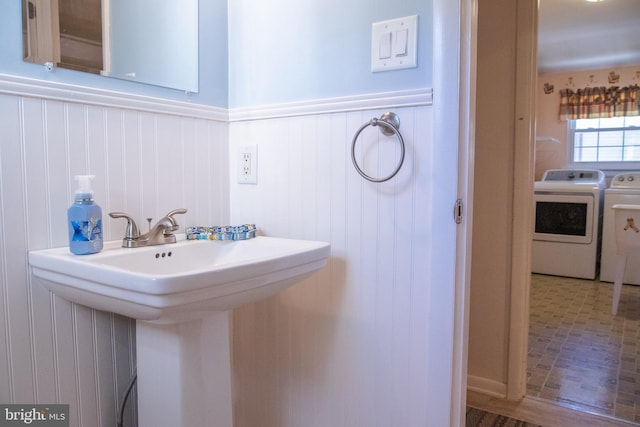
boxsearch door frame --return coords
[22,0,60,65]
[507,0,537,400]
[435,0,478,424]
[448,0,538,414]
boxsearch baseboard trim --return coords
[467,375,507,398]
[467,390,639,427]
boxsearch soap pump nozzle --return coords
[74,175,95,201]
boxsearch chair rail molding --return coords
[0,73,228,121]
[228,88,433,122]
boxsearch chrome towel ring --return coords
[351,112,405,183]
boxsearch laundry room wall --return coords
[535,64,640,180]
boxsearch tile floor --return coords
[527,274,640,423]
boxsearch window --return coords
[570,116,640,168]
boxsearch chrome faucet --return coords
[109,209,187,248]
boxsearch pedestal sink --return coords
[29,236,330,427]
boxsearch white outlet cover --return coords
[238,145,258,184]
[371,15,418,72]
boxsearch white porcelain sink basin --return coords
[29,236,330,323]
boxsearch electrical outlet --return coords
[238,145,258,184]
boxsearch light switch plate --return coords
[371,15,418,72]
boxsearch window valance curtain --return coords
[559,84,639,121]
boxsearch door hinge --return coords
[28,1,36,19]
[454,198,463,224]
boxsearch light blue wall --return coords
[1,0,431,109]
[107,0,198,93]
[228,0,432,108]
[0,0,228,107]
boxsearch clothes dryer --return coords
[601,172,640,284]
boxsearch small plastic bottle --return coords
[68,175,103,255]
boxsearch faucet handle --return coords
[166,208,187,218]
[109,212,140,239]
[162,209,187,235]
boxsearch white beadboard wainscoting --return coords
[0,74,438,427]
[229,105,436,427]
[0,85,229,427]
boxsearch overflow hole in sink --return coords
[154,251,173,259]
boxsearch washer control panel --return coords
[610,173,640,188]
[542,169,604,183]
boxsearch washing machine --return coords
[600,172,640,284]
[531,169,605,280]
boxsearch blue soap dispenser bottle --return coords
[68,175,103,255]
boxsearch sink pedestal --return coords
[28,236,330,427]
[136,311,233,427]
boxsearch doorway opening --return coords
[526,0,640,423]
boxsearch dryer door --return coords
[533,192,594,244]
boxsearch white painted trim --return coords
[432,0,474,425]
[0,73,431,123]
[228,88,433,122]
[0,73,228,121]
[451,0,477,425]
[467,375,508,398]
[507,0,537,401]
[101,0,111,74]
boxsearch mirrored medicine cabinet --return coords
[21,0,199,93]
